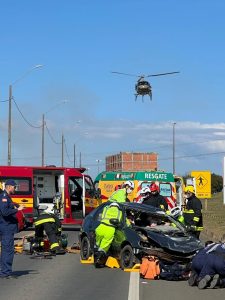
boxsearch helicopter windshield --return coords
[138,81,150,86]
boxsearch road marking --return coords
[128,272,139,300]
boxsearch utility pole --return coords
[41,100,68,166]
[7,64,43,166]
[8,85,12,165]
[73,144,76,168]
[173,122,176,174]
[61,133,64,167]
[41,114,45,166]
[96,159,102,174]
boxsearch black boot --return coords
[198,275,212,289]
[209,274,220,289]
[188,271,198,286]
[94,251,106,268]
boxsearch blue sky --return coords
[1,0,225,179]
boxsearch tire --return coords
[119,244,135,269]
[80,236,91,260]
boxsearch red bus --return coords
[0,166,100,228]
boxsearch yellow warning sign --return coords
[191,171,211,199]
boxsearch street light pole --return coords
[7,64,43,166]
[8,85,12,166]
[41,114,45,166]
[173,122,176,174]
[73,131,88,169]
[96,159,102,174]
[61,133,64,167]
[41,100,68,166]
[73,144,76,168]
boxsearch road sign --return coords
[191,170,211,199]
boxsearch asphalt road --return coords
[1,230,224,300]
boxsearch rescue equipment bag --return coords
[159,261,189,281]
[140,256,160,279]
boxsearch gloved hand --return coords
[186,225,196,232]
[109,218,120,227]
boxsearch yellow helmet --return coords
[184,185,195,194]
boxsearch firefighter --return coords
[189,242,225,289]
[0,181,3,193]
[94,202,122,267]
[108,180,134,203]
[188,241,215,286]
[182,185,203,239]
[139,187,151,203]
[33,205,65,255]
[143,183,168,211]
[0,179,25,279]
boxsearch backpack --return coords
[140,256,160,279]
[159,261,187,281]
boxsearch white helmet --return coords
[44,206,55,214]
[170,207,181,218]
[124,181,134,190]
[109,202,120,208]
[140,187,151,195]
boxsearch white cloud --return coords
[1,118,225,177]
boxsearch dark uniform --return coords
[190,243,225,289]
[34,212,64,254]
[200,244,225,288]
[183,194,203,238]
[0,191,18,277]
[143,193,168,211]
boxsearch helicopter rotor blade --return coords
[111,71,139,77]
[146,71,180,78]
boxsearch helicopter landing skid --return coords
[134,94,152,101]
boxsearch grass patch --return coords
[201,192,225,241]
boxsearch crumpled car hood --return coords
[144,227,203,254]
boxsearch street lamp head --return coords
[34,64,44,69]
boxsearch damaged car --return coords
[79,202,203,269]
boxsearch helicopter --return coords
[111,71,180,101]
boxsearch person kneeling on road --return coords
[94,202,122,267]
[34,205,65,255]
[189,241,225,289]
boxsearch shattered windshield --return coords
[125,207,185,232]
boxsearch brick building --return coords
[105,152,158,172]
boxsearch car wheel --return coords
[119,244,135,269]
[80,236,91,260]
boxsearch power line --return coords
[64,139,73,163]
[159,151,225,161]
[45,124,61,145]
[13,97,42,128]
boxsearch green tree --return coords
[181,172,223,194]
[183,173,223,194]
[211,173,223,194]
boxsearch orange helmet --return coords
[150,183,159,192]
